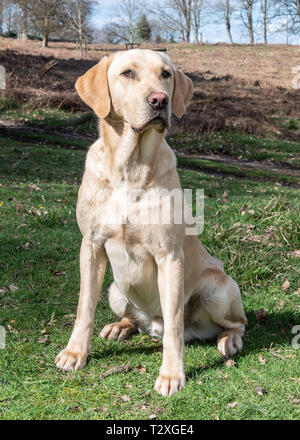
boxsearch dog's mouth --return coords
[134,114,170,133]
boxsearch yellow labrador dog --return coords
[55,49,246,396]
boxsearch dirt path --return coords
[175,151,300,177]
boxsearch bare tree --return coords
[225,0,234,43]
[192,0,211,44]
[94,22,123,44]
[271,0,300,42]
[280,0,300,32]
[14,0,32,40]
[118,0,141,44]
[0,0,3,35]
[150,0,193,42]
[239,0,258,43]
[215,0,236,43]
[63,0,94,54]
[28,0,66,47]
[262,0,268,43]
[2,0,18,33]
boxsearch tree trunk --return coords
[247,1,254,44]
[263,0,267,44]
[21,5,28,41]
[286,4,289,45]
[0,0,3,36]
[194,25,199,44]
[182,0,192,42]
[42,34,48,48]
[42,15,49,48]
[225,0,233,44]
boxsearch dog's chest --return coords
[104,238,161,315]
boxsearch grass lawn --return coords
[0,129,299,420]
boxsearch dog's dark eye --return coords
[161,70,171,79]
[122,69,135,79]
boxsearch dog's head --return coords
[75,49,193,133]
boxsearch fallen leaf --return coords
[289,250,300,259]
[222,191,228,204]
[9,284,19,292]
[136,365,147,373]
[120,395,131,402]
[28,184,41,191]
[255,386,266,397]
[149,414,157,419]
[282,278,290,291]
[7,325,18,334]
[256,308,267,323]
[293,288,300,296]
[142,390,151,397]
[0,287,7,294]
[36,335,48,343]
[211,413,219,420]
[71,406,82,412]
[225,358,236,368]
[240,204,248,216]
[291,399,300,405]
[258,354,266,365]
[227,401,238,408]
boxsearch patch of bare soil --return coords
[1,39,300,138]
[171,70,300,139]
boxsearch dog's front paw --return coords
[154,372,186,396]
[55,348,87,371]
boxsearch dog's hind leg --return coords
[100,282,138,341]
[192,267,247,357]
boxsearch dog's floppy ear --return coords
[75,56,113,119]
[172,66,193,118]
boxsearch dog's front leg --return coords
[55,236,107,371]
[154,250,185,396]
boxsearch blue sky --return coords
[90,0,299,45]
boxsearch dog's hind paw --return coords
[100,318,137,341]
[217,328,244,356]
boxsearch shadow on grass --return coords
[86,309,297,380]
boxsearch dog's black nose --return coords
[147,92,169,110]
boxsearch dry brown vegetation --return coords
[1,38,300,139]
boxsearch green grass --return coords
[169,132,300,169]
[0,133,300,420]
[176,155,299,186]
[0,99,98,136]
